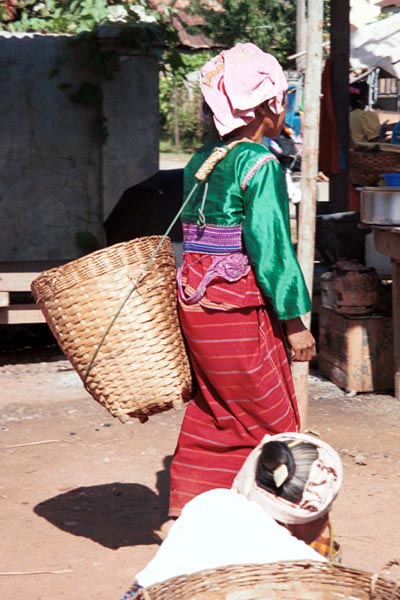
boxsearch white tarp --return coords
[351,13,400,79]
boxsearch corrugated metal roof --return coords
[148,0,222,49]
[377,0,400,7]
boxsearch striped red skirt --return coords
[169,258,300,516]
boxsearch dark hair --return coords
[255,440,318,504]
[350,94,366,111]
[201,98,220,141]
[350,81,369,111]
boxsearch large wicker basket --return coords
[135,560,400,600]
[31,236,193,422]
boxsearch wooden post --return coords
[172,76,181,150]
[292,0,324,429]
[296,0,307,73]
[373,227,400,399]
[329,0,350,212]
[393,260,400,399]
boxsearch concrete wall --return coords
[102,53,159,219]
[0,33,159,262]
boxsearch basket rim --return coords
[44,235,170,275]
[31,235,175,301]
[136,559,400,599]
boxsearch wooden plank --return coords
[373,229,400,260]
[0,261,66,292]
[318,307,394,392]
[0,304,45,325]
[0,273,38,292]
[371,229,400,399]
[0,292,9,307]
[0,261,67,324]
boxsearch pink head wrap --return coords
[200,42,288,137]
[232,432,343,525]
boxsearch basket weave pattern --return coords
[135,560,400,600]
[31,236,193,422]
[349,149,400,186]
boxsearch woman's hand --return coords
[284,317,316,362]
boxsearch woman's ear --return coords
[256,102,268,117]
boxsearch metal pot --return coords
[360,187,400,225]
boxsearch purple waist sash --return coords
[182,222,243,254]
[177,254,251,304]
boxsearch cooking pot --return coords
[360,187,400,225]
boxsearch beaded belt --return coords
[182,222,243,254]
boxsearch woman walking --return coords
[168,42,316,522]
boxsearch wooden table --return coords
[372,226,400,399]
[0,261,65,325]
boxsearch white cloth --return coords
[232,432,343,525]
[200,43,288,137]
[135,489,325,588]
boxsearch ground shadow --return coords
[0,324,62,365]
[34,458,174,549]
[155,455,173,524]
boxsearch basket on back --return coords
[135,560,400,600]
[31,236,193,423]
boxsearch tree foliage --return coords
[1,0,112,33]
[159,51,213,150]
[0,1,302,150]
[0,1,169,38]
[162,0,300,148]
[190,0,297,68]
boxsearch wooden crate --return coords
[0,261,65,325]
[318,306,394,393]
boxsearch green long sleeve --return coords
[242,156,311,320]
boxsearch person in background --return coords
[166,42,316,529]
[349,82,381,145]
[120,432,343,598]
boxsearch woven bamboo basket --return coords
[349,149,400,186]
[135,560,400,600]
[31,236,193,423]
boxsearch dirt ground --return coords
[1,325,400,600]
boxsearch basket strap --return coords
[194,137,250,227]
[327,520,335,561]
[194,137,251,181]
[370,559,400,599]
[83,180,200,385]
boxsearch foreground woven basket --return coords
[31,236,193,422]
[135,560,400,600]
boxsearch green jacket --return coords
[182,140,311,320]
